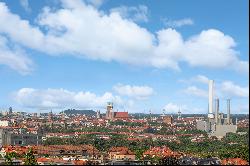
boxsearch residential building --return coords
[108,147,135,160]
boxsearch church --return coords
[105,102,129,120]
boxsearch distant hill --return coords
[63,109,96,116]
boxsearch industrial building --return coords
[0,129,42,146]
[196,80,237,138]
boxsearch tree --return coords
[4,152,17,165]
[134,149,145,160]
[24,148,37,165]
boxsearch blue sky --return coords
[0,0,249,114]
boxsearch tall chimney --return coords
[208,80,214,118]
[215,98,219,124]
[227,99,231,125]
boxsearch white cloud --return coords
[192,75,209,84]
[113,84,154,100]
[164,18,194,28]
[85,0,104,8]
[0,2,45,51]
[14,88,127,109]
[163,103,182,113]
[163,102,206,114]
[181,75,249,99]
[0,35,33,75]
[183,86,208,98]
[220,81,249,98]
[179,74,209,84]
[20,0,31,12]
[110,5,149,23]
[232,60,249,76]
[184,29,244,70]
[0,1,248,74]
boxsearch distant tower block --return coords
[61,111,65,121]
[227,99,231,125]
[208,80,214,119]
[33,113,37,119]
[149,110,152,121]
[162,109,166,116]
[178,108,181,120]
[9,107,13,114]
[96,110,101,119]
[48,110,53,121]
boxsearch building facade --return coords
[163,116,173,124]
[105,102,129,120]
[0,129,42,146]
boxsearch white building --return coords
[0,120,10,127]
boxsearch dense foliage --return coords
[43,131,249,162]
[4,149,38,165]
[62,109,95,116]
[109,120,145,127]
[24,148,37,165]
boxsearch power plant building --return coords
[196,80,237,138]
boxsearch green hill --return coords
[62,109,96,116]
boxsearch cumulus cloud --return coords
[179,74,209,84]
[184,29,245,70]
[113,84,154,100]
[220,81,249,98]
[0,1,248,74]
[163,102,206,114]
[163,18,194,28]
[192,75,209,84]
[183,86,208,98]
[0,35,33,75]
[14,88,126,109]
[181,75,249,99]
[85,0,104,8]
[163,103,182,113]
[20,0,31,12]
[110,5,149,23]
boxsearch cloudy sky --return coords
[0,0,249,114]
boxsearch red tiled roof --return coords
[109,147,135,155]
[114,112,129,118]
[3,145,30,154]
[72,160,87,165]
[127,138,139,141]
[143,146,180,158]
[37,158,50,162]
[32,145,99,155]
[221,158,249,165]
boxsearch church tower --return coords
[106,102,113,120]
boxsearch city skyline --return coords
[0,0,249,114]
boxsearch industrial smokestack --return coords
[227,99,231,125]
[215,98,219,124]
[208,80,214,118]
